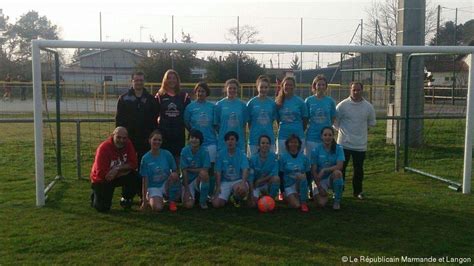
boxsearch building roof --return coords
[77,49,145,59]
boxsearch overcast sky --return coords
[2,0,472,67]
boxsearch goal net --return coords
[27,40,473,206]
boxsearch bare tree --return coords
[225,25,261,45]
[363,0,437,45]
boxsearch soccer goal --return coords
[31,40,474,206]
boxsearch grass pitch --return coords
[0,120,473,264]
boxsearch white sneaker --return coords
[200,203,209,209]
[332,202,341,210]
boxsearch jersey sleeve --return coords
[305,97,310,117]
[139,155,148,177]
[246,100,253,127]
[330,98,336,120]
[301,98,309,119]
[183,104,191,128]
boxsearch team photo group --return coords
[89,69,376,213]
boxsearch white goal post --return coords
[32,40,474,206]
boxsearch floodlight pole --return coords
[32,41,45,207]
[463,54,473,194]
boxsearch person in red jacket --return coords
[90,127,140,212]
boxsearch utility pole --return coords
[236,16,240,80]
[171,15,175,69]
[436,5,441,46]
[452,8,458,105]
[360,19,363,81]
[300,17,303,83]
[139,25,148,42]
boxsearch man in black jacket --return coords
[115,71,159,164]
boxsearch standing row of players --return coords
[90,70,376,213]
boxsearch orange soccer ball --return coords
[257,196,275,213]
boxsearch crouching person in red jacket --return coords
[90,127,140,212]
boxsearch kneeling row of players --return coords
[90,127,344,213]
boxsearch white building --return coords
[60,49,145,83]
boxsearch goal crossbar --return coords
[31,40,474,206]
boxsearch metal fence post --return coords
[76,120,81,179]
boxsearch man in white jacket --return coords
[334,82,376,199]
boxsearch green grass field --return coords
[0,119,473,264]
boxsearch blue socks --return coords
[168,182,181,202]
[299,179,308,203]
[199,181,210,205]
[269,182,279,198]
[333,178,344,203]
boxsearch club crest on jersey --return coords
[165,102,180,118]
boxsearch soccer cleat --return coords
[277,192,284,201]
[169,201,178,212]
[300,203,309,212]
[355,193,365,200]
[230,195,241,208]
[200,203,209,209]
[120,197,133,210]
[333,202,341,210]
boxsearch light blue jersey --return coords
[247,96,277,146]
[305,95,336,142]
[140,149,177,188]
[184,100,217,147]
[277,95,308,141]
[249,152,279,183]
[180,145,211,183]
[278,152,310,187]
[215,148,249,182]
[214,98,248,151]
[310,143,345,179]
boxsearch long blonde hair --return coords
[158,69,181,96]
[275,76,296,108]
